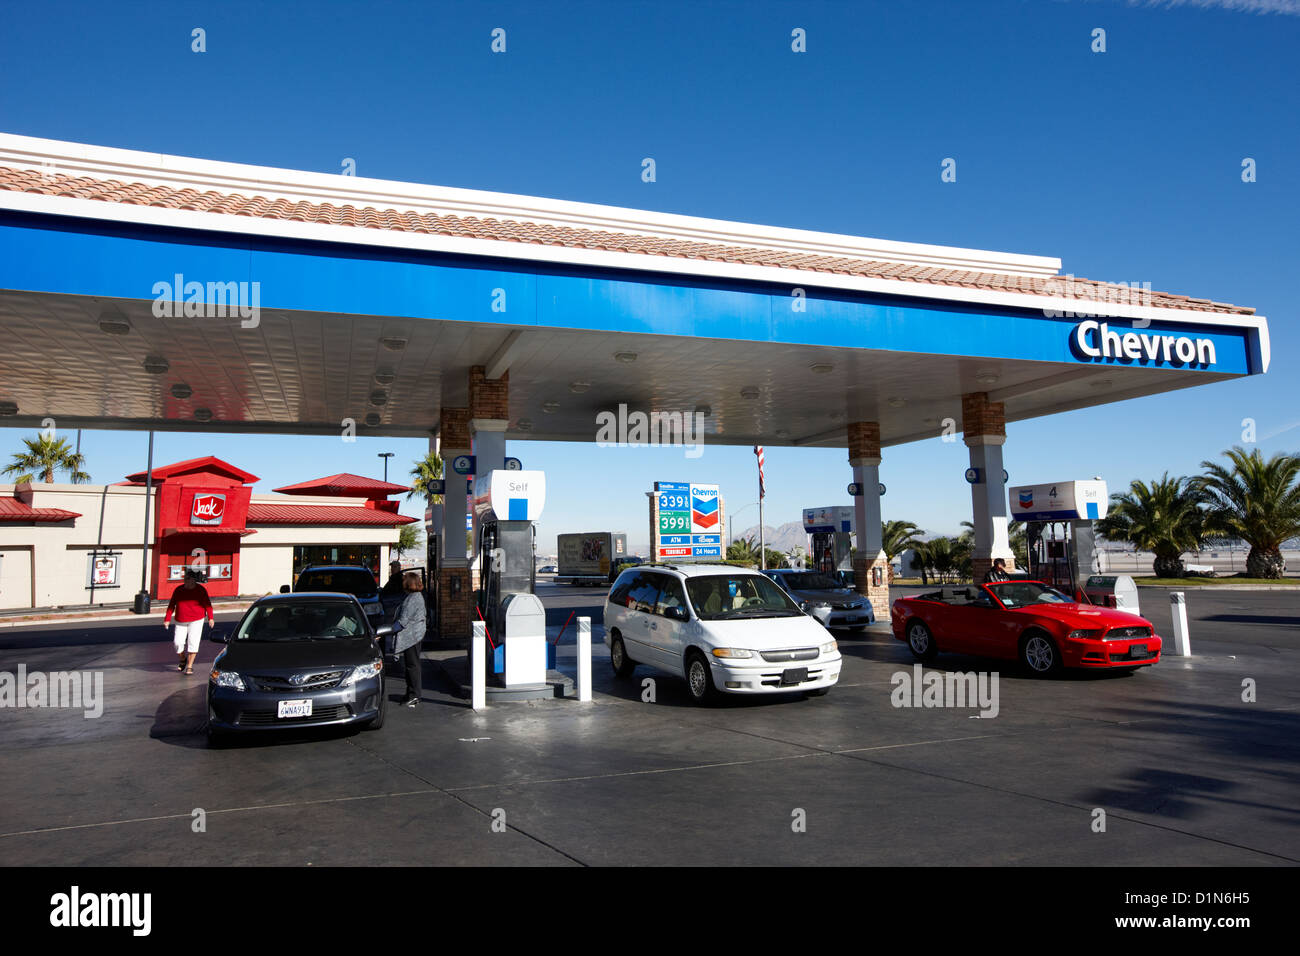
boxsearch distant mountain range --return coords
[734,521,807,553]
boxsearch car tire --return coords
[1020,631,1063,677]
[610,634,637,679]
[365,691,387,730]
[906,620,938,663]
[684,650,718,706]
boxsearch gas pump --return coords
[1007,480,1108,598]
[803,506,855,577]
[473,470,548,687]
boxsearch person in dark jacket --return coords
[393,571,427,707]
[380,560,404,596]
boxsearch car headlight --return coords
[710,648,753,659]
[341,660,384,685]
[1067,629,1104,640]
[808,601,832,609]
[820,640,838,655]
[209,668,246,691]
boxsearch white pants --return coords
[173,620,204,654]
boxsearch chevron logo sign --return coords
[690,484,720,533]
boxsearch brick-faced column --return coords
[962,392,1014,581]
[437,407,471,640]
[847,422,889,620]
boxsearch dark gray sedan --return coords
[762,570,874,630]
[206,593,394,745]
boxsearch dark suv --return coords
[290,565,384,623]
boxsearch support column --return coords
[437,407,471,641]
[468,366,509,589]
[847,422,889,620]
[962,392,1014,583]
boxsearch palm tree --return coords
[406,451,444,506]
[3,434,90,484]
[726,535,759,564]
[1096,474,1205,578]
[881,519,924,580]
[1193,446,1300,579]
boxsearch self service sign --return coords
[654,482,724,559]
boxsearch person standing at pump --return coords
[393,571,427,707]
[983,557,1010,583]
[164,569,214,675]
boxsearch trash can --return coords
[1083,574,1140,615]
[132,590,152,614]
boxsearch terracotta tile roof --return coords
[0,166,1254,316]
[272,473,411,497]
[161,525,256,536]
[0,497,81,522]
[247,502,417,526]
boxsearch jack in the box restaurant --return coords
[0,456,417,610]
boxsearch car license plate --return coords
[278,699,313,718]
[843,616,858,623]
[781,667,808,686]
[1127,645,1148,660]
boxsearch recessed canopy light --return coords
[810,363,833,375]
[97,313,131,335]
[365,413,381,427]
[0,401,17,416]
[975,369,1000,385]
[380,336,408,352]
[614,351,638,364]
[568,381,591,394]
[516,418,534,431]
[369,390,389,407]
[740,386,760,400]
[373,368,396,386]
[170,383,193,399]
[541,401,560,414]
[887,397,905,408]
[142,356,169,374]
[193,408,213,422]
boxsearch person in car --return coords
[393,572,427,707]
[983,558,1010,583]
[164,569,214,675]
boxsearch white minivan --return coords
[603,564,841,704]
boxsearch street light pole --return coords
[378,452,394,482]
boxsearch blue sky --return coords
[1,0,1297,552]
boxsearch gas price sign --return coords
[653,482,723,560]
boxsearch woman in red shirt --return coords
[164,569,214,675]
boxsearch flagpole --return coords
[755,445,766,571]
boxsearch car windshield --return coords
[234,601,369,641]
[779,572,843,590]
[686,574,803,620]
[296,569,377,598]
[987,581,1072,608]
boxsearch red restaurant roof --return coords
[0,498,81,522]
[122,456,258,485]
[247,503,417,526]
[271,473,410,497]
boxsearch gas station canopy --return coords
[0,133,1268,446]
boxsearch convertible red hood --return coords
[1015,602,1152,629]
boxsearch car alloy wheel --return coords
[610,635,636,678]
[685,652,716,705]
[907,621,936,662]
[1022,633,1060,676]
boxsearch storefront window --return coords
[292,545,381,583]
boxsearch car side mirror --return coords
[374,624,394,638]
[209,630,227,644]
[663,606,688,621]
[280,584,291,593]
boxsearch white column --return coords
[469,418,508,570]
[966,436,1012,562]
[1168,592,1192,656]
[577,616,592,703]
[471,620,487,710]
[851,457,884,560]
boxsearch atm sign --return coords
[191,493,226,525]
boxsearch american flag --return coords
[754,445,765,499]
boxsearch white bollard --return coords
[471,621,487,711]
[1168,591,1192,657]
[577,616,592,703]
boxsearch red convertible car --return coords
[890,580,1161,676]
